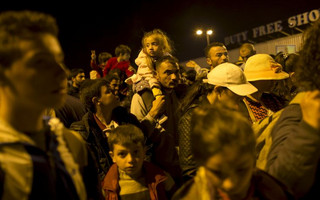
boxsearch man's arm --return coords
[131,93,165,140]
[266,91,320,198]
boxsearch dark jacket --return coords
[54,94,86,128]
[70,111,113,181]
[67,85,80,99]
[130,89,182,185]
[70,106,143,180]
[266,92,320,199]
[178,96,210,183]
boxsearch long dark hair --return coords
[177,78,214,115]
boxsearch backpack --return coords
[255,92,305,170]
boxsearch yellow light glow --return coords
[196,29,203,35]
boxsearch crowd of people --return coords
[0,9,320,200]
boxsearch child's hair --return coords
[108,124,145,151]
[115,44,131,57]
[142,29,174,56]
[190,104,256,165]
[98,52,112,64]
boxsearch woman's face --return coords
[204,145,255,200]
[98,85,119,112]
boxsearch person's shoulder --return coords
[102,163,119,190]
[112,106,141,127]
[143,161,166,175]
[63,128,86,148]
[69,115,86,129]
[171,178,195,200]
[135,50,147,66]
[107,57,118,64]
[69,113,91,139]
[253,169,295,199]
[47,117,89,166]
[143,161,176,194]
[66,94,85,106]
[281,103,301,118]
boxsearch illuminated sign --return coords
[224,8,320,46]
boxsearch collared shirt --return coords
[93,114,118,137]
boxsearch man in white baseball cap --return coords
[206,62,257,96]
[178,62,257,182]
[203,62,258,110]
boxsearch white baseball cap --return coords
[203,62,257,96]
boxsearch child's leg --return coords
[152,87,163,99]
[151,87,168,124]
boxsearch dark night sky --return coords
[1,0,320,73]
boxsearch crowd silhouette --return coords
[1,9,320,200]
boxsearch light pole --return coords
[196,29,213,45]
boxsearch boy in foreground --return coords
[102,124,176,200]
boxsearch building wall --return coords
[181,33,303,69]
[228,33,303,62]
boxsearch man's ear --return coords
[92,96,99,105]
[206,57,212,67]
[290,72,295,78]
[109,151,116,163]
[213,85,219,92]
[214,86,223,97]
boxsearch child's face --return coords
[122,53,131,61]
[119,53,130,61]
[144,36,163,58]
[204,145,255,199]
[110,142,145,176]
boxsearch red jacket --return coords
[102,161,173,200]
[103,57,134,78]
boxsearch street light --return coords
[196,29,213,45]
